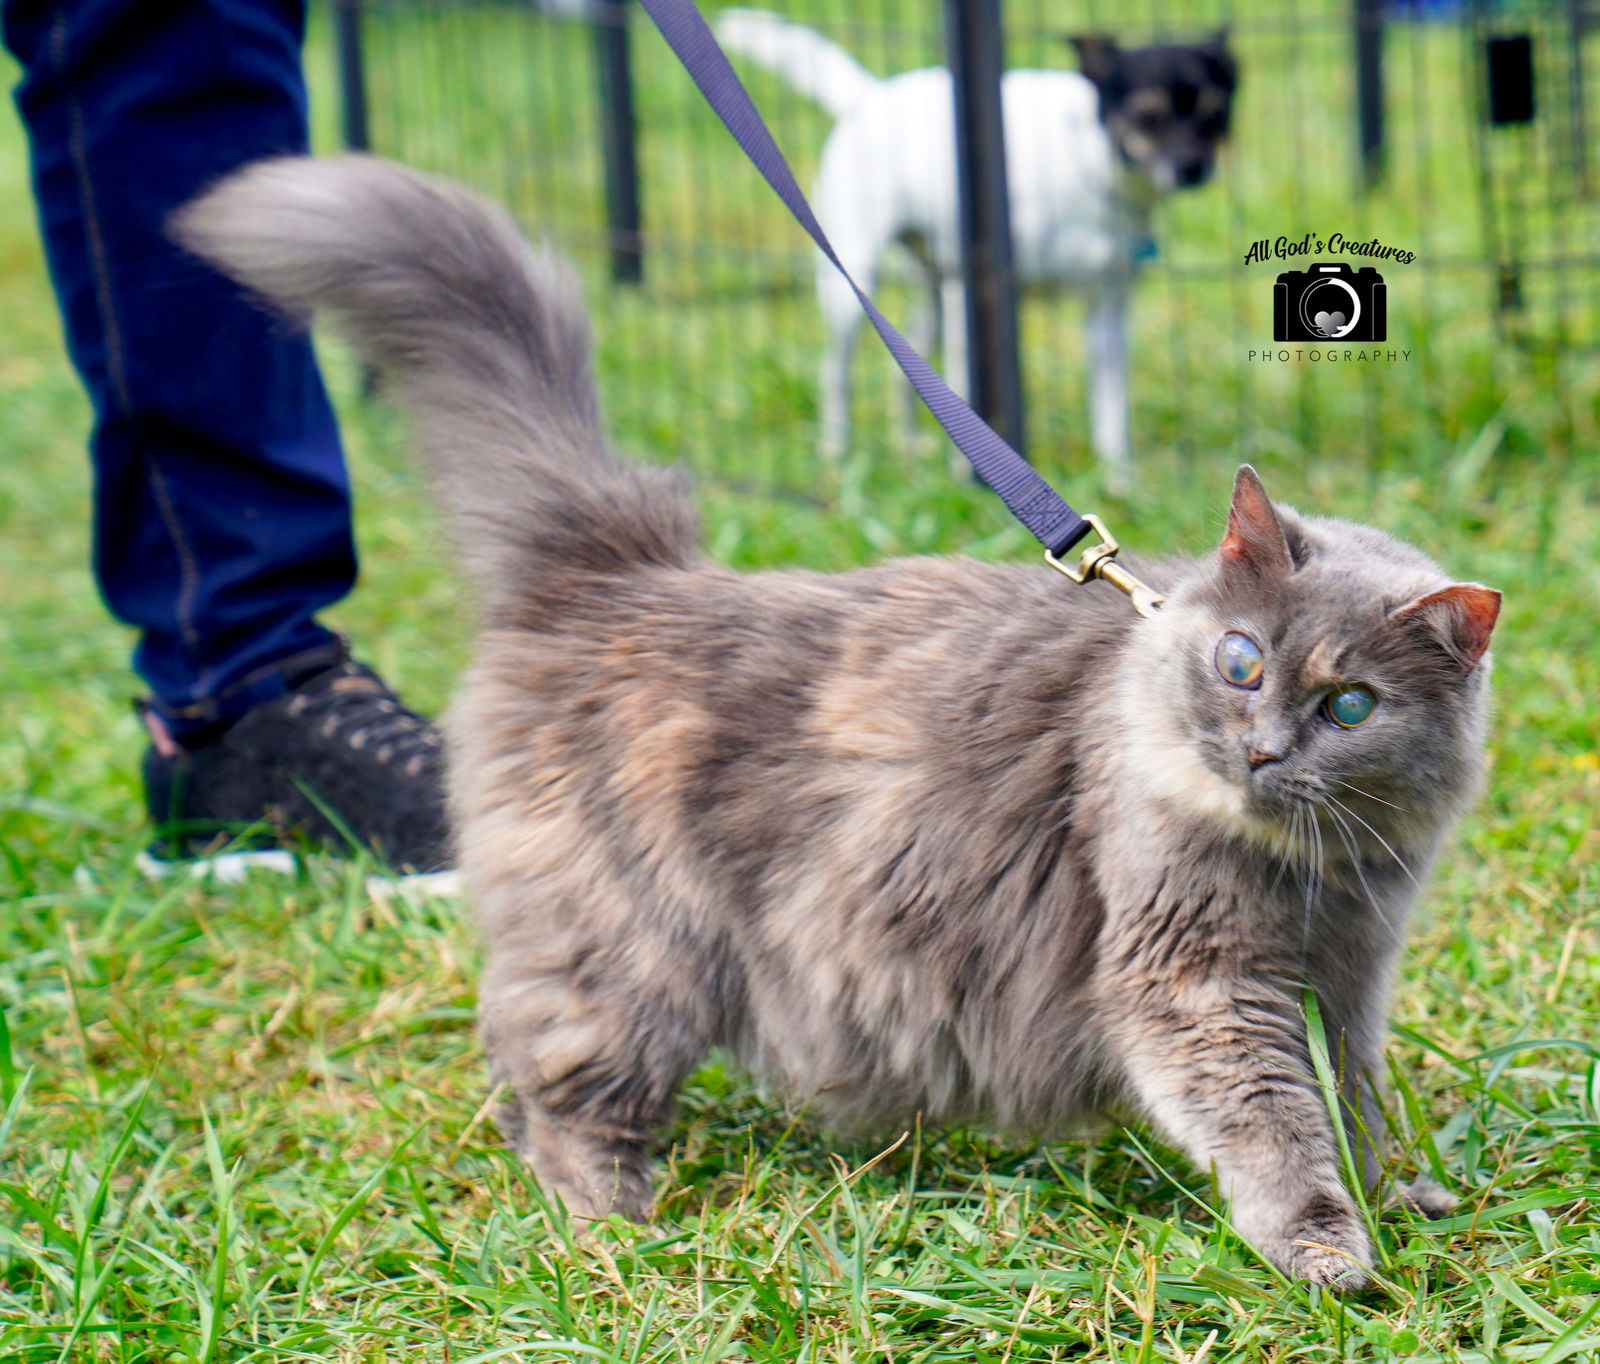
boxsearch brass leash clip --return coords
[1044,514,1165,619]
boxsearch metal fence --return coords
[329,0,1598,502]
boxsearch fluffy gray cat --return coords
[176,155,1501,1290]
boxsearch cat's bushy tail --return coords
[173,154,698,623]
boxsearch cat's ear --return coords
[1219,465,1293,579]
[1390,583,1502,671]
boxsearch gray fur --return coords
[179,155,1500,1290]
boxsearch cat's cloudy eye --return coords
[1214,632,1264,689]
[1325,685,1377,728]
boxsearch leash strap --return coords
[634,0,1093,559]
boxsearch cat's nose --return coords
[1247,746,1281,768]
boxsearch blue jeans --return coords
[6,0,357,740]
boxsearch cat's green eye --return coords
[1325,685,1378,728]
[1215,632,1264,689]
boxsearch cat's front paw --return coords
[1397,1175,1455,1220]
[1269,1191,1373,1291]
[1284,1230,1371,1290]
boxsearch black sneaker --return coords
[140,655,452,876]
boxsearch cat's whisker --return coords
[1320,800,1400,934]
[1040,806,1078,841]
[1300,803,1317,875]
[1296,802,1324,953]
[1325,794,1420,886]
[1332,779,1411,815]
[1294,805,1317,961]
[1270,806,1299,894]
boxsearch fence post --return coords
[333,0,370,152]
[594,0,644,284]
[944,0,1026,456]
[1354,0,1385,188]
[1568,0,1590,196]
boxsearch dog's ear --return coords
[1203,27,1238,87]
[1067,35,1122,88]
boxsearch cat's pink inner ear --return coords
[1392,583,1502,669]
[1219,465,1292,576]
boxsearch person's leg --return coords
[5,0,354,739]
[6,0,451,872]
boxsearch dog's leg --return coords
[896,255,942,455]
[940,274,969,402]
[906,256,940,360]
[479,918,716,1224]
[1087,287,1131,489]
[939,274,975,480]
[818,265,868,460]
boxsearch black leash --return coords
[635,0,1163,616]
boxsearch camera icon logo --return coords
[1274,262,1386,342]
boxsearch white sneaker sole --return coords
[131,849,462,898]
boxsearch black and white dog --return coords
[716,9,1237,480]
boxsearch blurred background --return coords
[336,0,1598,498]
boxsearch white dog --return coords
[716,9,1237,478]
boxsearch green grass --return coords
[3,2,1599,1359]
